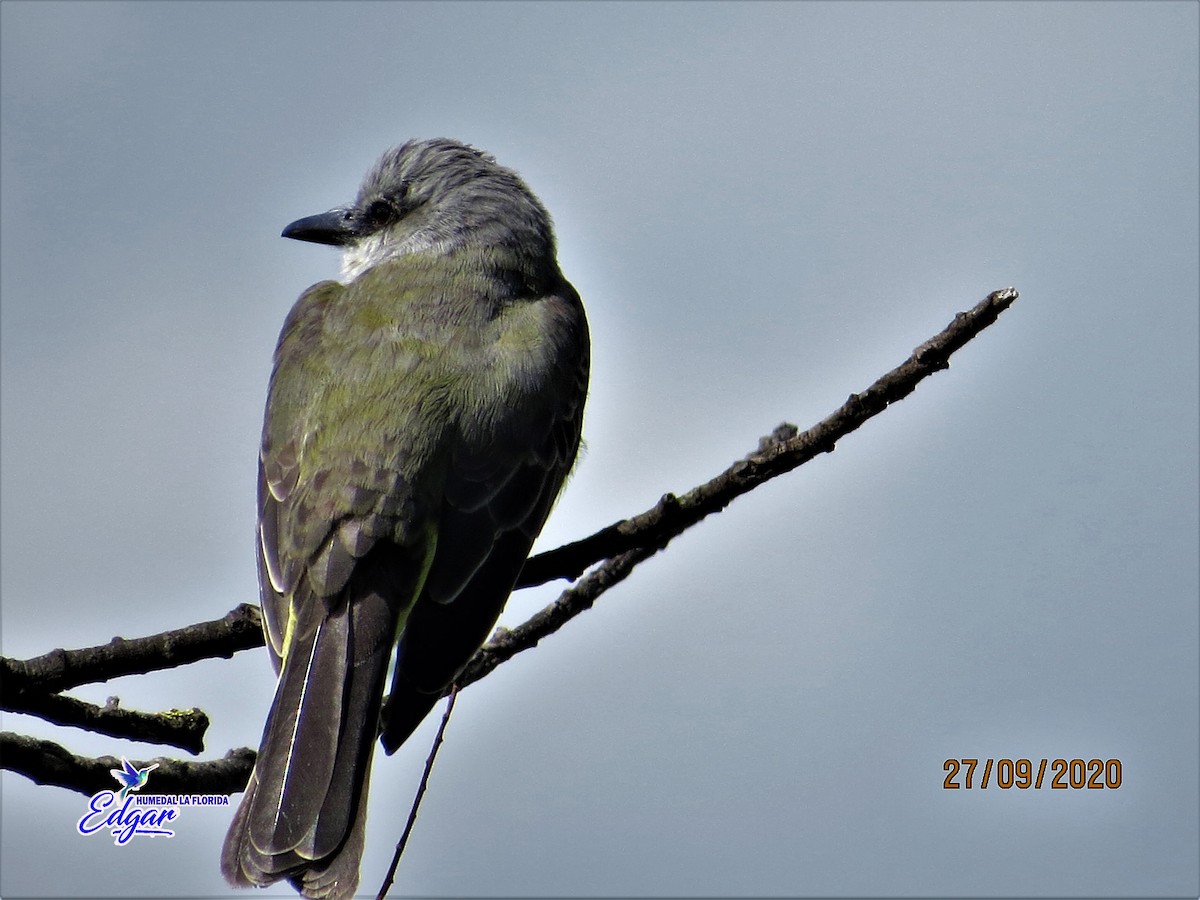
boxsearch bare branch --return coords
[468,289,1022,677]
[516,288,1019,587]
[0,603,264,695]
[1,288,1018,799]
[1,732,254,796]
[3,692,208,754]
[461,545,655,690]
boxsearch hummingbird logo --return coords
[110,758,158,799]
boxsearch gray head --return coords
[282,138,557,281]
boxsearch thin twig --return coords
[376,685,459,900]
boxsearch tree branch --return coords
[462,545,657,690]
[3,692,208,754]
[0,603,264,695]
[515,287,1019,587]
[0,288,1018,798]
[1,732,254,796]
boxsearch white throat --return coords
[340,229,454,282]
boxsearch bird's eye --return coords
[363,199,396,230]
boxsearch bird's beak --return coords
[281,207,361,246]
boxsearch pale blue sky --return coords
[2,2,1197,897]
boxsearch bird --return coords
[220,138,589,899]
[110,758,158,799]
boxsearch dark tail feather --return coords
[221,577,395,899]
[291,756,372,898]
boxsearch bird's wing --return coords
[381,280,589,751]
[255,280,439,665]
[226,278,441,891]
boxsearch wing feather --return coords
[381,283,588,751]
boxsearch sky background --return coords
[2,2,1197,898]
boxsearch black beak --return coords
[281,207,361,246]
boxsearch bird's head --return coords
[282,138,557,282]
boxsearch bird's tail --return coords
[221,575,396,900]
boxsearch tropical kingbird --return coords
[221,138,589,899]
